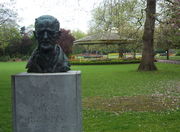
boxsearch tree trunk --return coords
[138,0,157,71]
[133,50,136,59]
[118,44,123,58]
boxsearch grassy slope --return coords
[0,62,179,132]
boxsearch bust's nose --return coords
[43,31,48,39]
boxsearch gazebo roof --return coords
[74,32,134,45]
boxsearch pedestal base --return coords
[12,71,82,132]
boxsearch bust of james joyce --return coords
[26,15,71,73]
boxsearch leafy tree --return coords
[89,0,145,36]
[157,0,180,30]
[5,28,75,57]
[57,28,75,56]
[72,45,86,55]
[154,0,180,60]
[5,32,35,57]
[138,0,157,71]
[127,29,143,59]
[0,1,19,56]
[71,29,87,54]
[71,29,86,40]
[88,0,145,58]
[5,38,21,57]
[0,24,21,56]
[5,26,36,57]
[155,24,177,60]
[0,1,18,26]
[20,35,34,55]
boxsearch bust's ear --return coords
[33,31,37,39]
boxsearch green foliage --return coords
[126,30,143,58]
[71,30,87,54]
[0,55,10,61]
[155,49,166,54]
[4,34,35,57]
[71,59,140,65]
[155,24,179,50]
[155,0,180,49]
[88,0,145,56]
[0,24,21,56]
[20,56,30,61]
[72,45,86,54]
[0,2,35,58]
[89,0,145,36]
[71,29,86,40]
[175,51,180,56]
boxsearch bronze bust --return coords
[26,15,70,73]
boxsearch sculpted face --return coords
[34,15,60,52]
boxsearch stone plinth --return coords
[12,71,82,132]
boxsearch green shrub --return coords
[21,56,30,61]
[175,52,180,56]
[0,56,10,62]
[70,59,140,65]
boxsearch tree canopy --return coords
[89,0,145,36]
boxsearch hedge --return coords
[70,60,141,65]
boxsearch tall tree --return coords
[127,29,143,59]
[138,0,157,71]
[0,1,18,26]
[0,25,21,56]
[0,0,19,56]
[155,24,177,60]
[71,29,87,54]
[155,0,180,58]
[89,0,145,58]
[71,29,86,40]
[89,0,145,36]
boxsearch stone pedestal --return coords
[12,71,82,132]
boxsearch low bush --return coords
[70,59,141,65]
[0,56,11,62]
[175,53,180,56]
[0,55,30,62]
[21,56,30,61]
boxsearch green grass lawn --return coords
[0,62,180,132]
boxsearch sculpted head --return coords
[34,15,60,52]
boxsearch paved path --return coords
[156,59,180,64]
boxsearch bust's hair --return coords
[35,15,60,31]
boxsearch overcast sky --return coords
[0,0,102,32]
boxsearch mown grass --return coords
[0,62,179,132]
[83,110,180,132]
